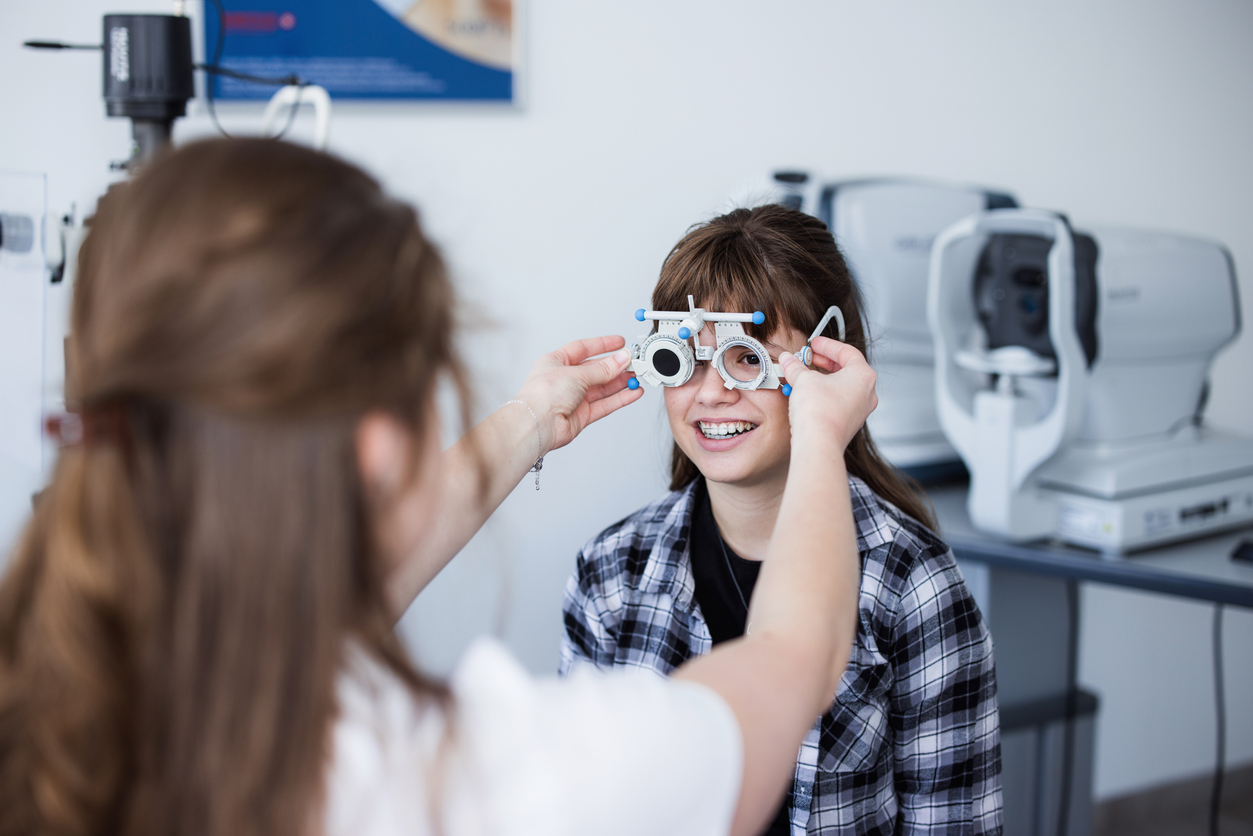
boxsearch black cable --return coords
[23,40,101,50]
[196,62,300,87]
[1032,724,1048,836]
[197,63,306,140]
[202,0,229,136]
[1210,604,1226,836]
[1056,579,1079,836]
[269,82,308,141]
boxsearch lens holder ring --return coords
[640,332,695,387]
[712,335,770,390]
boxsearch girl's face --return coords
[663,321,808,489]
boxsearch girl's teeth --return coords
[700,421,757,438]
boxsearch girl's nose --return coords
[692,360,739,407]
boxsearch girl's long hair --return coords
[0,139,470,836]
[655,204,935,530]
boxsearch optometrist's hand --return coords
[385,335,642,614]
[513,335,643,455]
[778,336,877,453]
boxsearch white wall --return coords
[2,0,1251,802]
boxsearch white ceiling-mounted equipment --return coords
[929,207,1253,553]
[818,179,1018,478]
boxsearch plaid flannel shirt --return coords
[559,476,1002,835]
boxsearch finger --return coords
[810,352,839,373]
[778,351,813,384]
[809,336,869,373]
[550,335,627,367]
[585,370,636,403]
[581,384,645,426]
[573,348,632,388]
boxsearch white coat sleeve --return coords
[450,638,742,836]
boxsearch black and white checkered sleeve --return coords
[889,540,1003,835]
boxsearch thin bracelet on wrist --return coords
[502,399,544,490]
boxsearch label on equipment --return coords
[1058,502,1113,540]
[1143,507,1175,536]
[110,27,130,83]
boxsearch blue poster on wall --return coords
[204,0,516,101]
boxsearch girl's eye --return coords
[724,347,761,369]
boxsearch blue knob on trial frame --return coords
[627,377,640,390]
[752,311,765,325]
[635,309,647,322]
[678,327,691,339]
[781,383,792,397]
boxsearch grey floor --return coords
[1092,765,1253,836]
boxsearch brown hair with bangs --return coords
[0,139,470,836]
[655,203,935,530]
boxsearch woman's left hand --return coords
[513,335,643,454]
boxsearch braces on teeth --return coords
[700,421,758,438]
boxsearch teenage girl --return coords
[562,204,1002,836]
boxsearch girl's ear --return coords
[355,412,412,499]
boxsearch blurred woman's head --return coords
[0,139,464,836]
[653,204,932,526]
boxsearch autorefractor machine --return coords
[928,208,1253,552]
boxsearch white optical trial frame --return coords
[628,296,845,395]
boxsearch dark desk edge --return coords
[949,535,1253,609]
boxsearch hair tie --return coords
[45,402,134,450]
[44,413,83,446]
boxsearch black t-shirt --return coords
[688,478,792,836]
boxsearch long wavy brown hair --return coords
[0,139,469,836]
[656,204,935,530]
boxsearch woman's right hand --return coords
[385,336,640,613]
[778,336,878,453]
[512,335,643,456]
